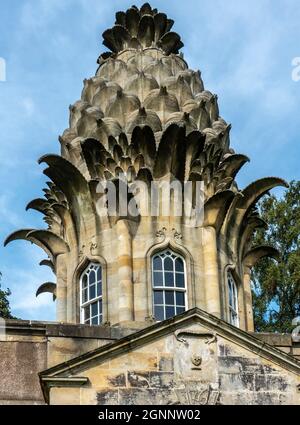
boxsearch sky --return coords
[0,0,299,321]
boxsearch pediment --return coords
[40,308,300,405]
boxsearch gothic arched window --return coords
[152,250,187,321]
[80,263,103,325]
[228,272,239,327]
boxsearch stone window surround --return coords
[80,262,103,325]
[152,249,188,321]
[227,271,239,327]
[223,265,244,328]
[146,240,196,320]
[74,255,108,325]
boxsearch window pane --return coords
[154,306,164,321]
[82,274,88,288]
[165,306,175,319]
[152,251,187,322]
[153,256,162,271]
[165,272,174,287]
[153,271,163,286]
[176,291,185,306]
[176,306,186,315]
[154,290,163,305]
[99,300,102,314]
[232,293,237,311]
[89,284,96,300]
[165,291,174,305]
[175,258,184,272]
[228,279,233,306]
[228,274,239,327]
[82,288,88,304]
[233,285,237,310]
[80,264,103,326]
[91,316,98,325]
[175,273,184,288]
[90,270,96,284]
[84,305,90,321]
[91,301,98,317]
[164,257,173,271]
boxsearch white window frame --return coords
[228,272,239,327]
[80,262,103,325]
[152,249,187,321]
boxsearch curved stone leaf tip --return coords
[36,282,57,301]
[243,245,281,269]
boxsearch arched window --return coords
[80,263,103,325]
[152,250,187,321]
[228,272,239,327]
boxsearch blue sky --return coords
[0,0,299,321]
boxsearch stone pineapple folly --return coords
[5,2,287,331]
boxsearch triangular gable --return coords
[40,308,300,385]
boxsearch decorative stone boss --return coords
[5,3,287,330]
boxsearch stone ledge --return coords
[2,320,48,335]
[1,319,149,340]
[252,332,292,347]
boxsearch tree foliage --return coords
[252,180,300,332]
[0,272,15,319]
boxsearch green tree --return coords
[0,272,15,319]
[252,180,300,332]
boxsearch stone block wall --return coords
[0,320,130,405]
[0,321,47,404]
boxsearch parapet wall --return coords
[0,319,139,405]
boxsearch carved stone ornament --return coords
[191,353,202,368]
[155,227,167,240]
[155,227,182,243]
[173,382,220,405]
[174,328,217,347]
[90,242,98,255]
[172,228,183,242]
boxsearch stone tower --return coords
[5,2,287,331]
[2,4,300,407]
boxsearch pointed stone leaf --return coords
[138,15,155,48]
[36,282,57,301]
[243,246,281,269]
